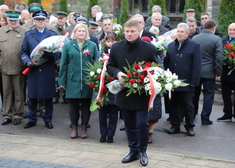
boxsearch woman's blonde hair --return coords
[71,23,90,40]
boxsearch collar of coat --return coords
[174,37,190,50]
[124,37,141,50]
[70,39,89,51]
[5,25,21,33]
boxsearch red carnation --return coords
[97,75,101,79]
[89,83,95,88]
[145,62,152,68]
[228,45,233,49]
[134,64,141,70]
[140,75,145,80]
[134,72,139,77]
[224,44,229,48]
[149,71,154,75]
[230,52,235,57]
[102,87,107,92]
[138,79,144,85]
[129,79,135,84]
[109,76,114,82]
[127,72,132,77]
[96,100,101,104]
[141,70,148,75]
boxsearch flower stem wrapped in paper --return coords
[84,53,115,111]
[22,34,70,75]
[106,61,189,110]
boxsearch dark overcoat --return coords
[21,27,59,99]
[164,38,202,92]
[107,37,158,110]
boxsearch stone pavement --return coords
[0,133,234,168]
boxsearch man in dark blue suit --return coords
[164,23,202,136]
[21,10,59,129]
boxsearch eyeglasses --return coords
[201,17,208,20]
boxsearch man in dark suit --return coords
[144,12,169,35]
[192,20,223,125]
[21,10,60,129]
[186,17,201,39]
[217,23,235,122]
[107,20,158,166]
[164,23,202,136]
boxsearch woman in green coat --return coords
[59,23,98,139]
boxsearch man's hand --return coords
[42,51,54,60]
[117,72,127,83]
[26,61,36,69]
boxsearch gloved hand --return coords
[26,61,36,69]
[42,51,54,60]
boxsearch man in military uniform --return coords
[22,3,56,31]
[21,10,59,129]
[54,11,68,35]
[0,10,27,125]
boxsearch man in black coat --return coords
[217,23,235,122]
[164,23,202,136]
[107,20,158,166]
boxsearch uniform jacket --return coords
[54,22,69,35]
[192,30,223,78]
[0,25,27,75]
[164,38,202,92]
[221,36,235,82]
[21,27,59,99]
[107,37,158,110]
[58,39,98,99]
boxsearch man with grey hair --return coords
[132,14,156,40]
[145,12,169,35]
[96,17,113,41]
[91,5,102,21]
[0,4,9,14]
[144,5,172,30]
[186,17,201,39]
[164,23,202,136]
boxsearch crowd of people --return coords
[0,2,235,167]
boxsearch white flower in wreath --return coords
[90,71,95,76]
[144,83,150,90]
[97,68,102,74]
[152,74,158,80]
[173,80,181,87]
[172,73,178,80]
[165,83,173,91]
[133,83,138,88]
[144,77,149,83]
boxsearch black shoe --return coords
[120,125,126,131]
[186,128,195,136]
[87,123,90,128]
[13,118,22,125]
[100,135,106,143]
[45,122,53,129]
[121,152,139,163]
[167,126,180,134]
[202,120,213,125]
[217,115,232,122]
[107,136,113,143]
[139,152,148,166]
[53,99,59,104]
[24,122,36,128]
[1,118,12,125]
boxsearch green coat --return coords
[58,39,98,99]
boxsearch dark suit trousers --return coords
[170,91,195,129]
[221,81,235,117]
[122,108,149,153]
[99,104,119,136]
[28,98,53,123]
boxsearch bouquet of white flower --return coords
[22,34,70,75]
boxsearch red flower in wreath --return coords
[97,75,101,80]
[129,78,135,84]
[134,72,139,77]
[134,64,141,70]
[127,72,132,77]
[230,52,235,57]
[89,83,95,88]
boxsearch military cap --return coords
[89,21,98,27]
[186,8,195,13]
[45,10,51,18]
[5,10,21,21]
[32,10,47,20]
[28,3,43,13]
[56,11,68,18]
[75,16,89,25]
